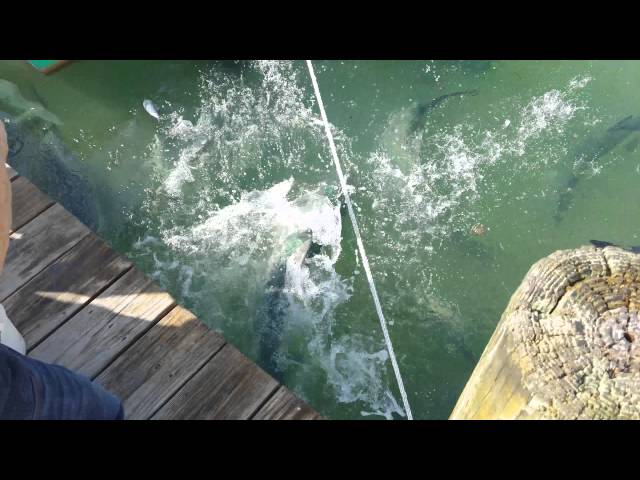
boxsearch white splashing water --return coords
[133,60,404,419]
[348,74,594,351]
[132,62,593,419]
[159,60,326,200]
[368,75,592,240]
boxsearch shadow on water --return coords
[2,112,99,231]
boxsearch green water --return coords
[1,60,640,419]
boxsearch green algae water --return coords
[1,60,640,419]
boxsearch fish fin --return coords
[608,115,634,132]
[590,239,616,249]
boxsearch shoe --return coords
[0,304,25,354]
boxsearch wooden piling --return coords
[451,245,640,419]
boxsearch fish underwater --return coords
[589,239,640,254]
[554,115,640,222]
[254,230,319,380]
[447,229,496,262]
[1,112,99,231]
[143,99,160,120]
[0,79,62,126]
[0,80,98,228]
[452,60,493,73]
[407,89,479,139]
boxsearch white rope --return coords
[305,60,413,420]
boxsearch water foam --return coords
[344,74,595,374]
[368,75,592,238]
[132,60,405,419]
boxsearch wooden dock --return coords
[2,164,321,420]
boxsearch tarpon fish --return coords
[142,99,160,120]
[451,60,493,73]
[254,232,318,380]
[0,79,62,126]
[554,115,640,223]
[28,84,49,111]
[589,239,640,254]
[407,89,479,138]
[1,111,99,231]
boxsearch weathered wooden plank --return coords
[10,176,55,233]
[6,164,18,181]
[252,386,321,420]
[0,203,90,301]
[1,171,317,421]
[95,305,226,420]
[3,233,132,349]
[29,268,175,379]
[152,344,279,420]
[27,60,72,75]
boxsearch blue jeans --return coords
[0,343,124,420]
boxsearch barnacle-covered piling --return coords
[450,245,640,419]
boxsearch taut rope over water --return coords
[306,60,413,420]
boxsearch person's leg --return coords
[0,120,24,353]
[0,304,25,354]
[0,120,124,420]
[0,342,124,420]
